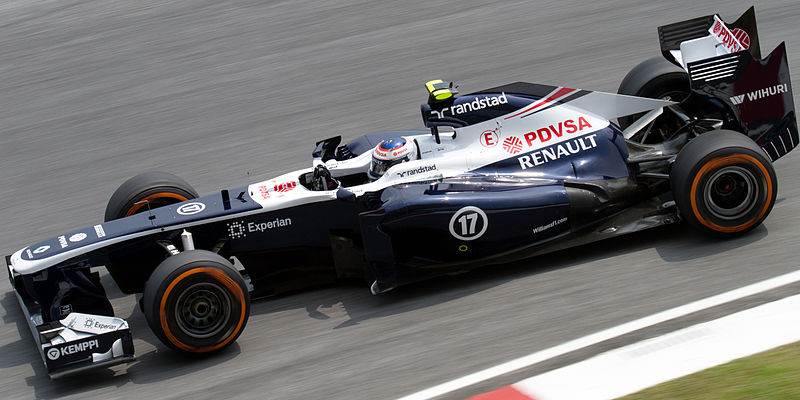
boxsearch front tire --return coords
[670,130,777,236]
[105,171,198,222]
[142,250,250,353]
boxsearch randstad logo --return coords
[396,165,438,178]
[431,93,508,118]
[730,84,789,105]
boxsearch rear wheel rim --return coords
[704,165,759,220]
[174,282,232,339]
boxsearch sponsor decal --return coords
[58,236,68,249]
[503,137,523,154]
[76,317,119,332]
[258,185,270,199]
[49,339,100,360]
[708,16,745,54]
[375,138,408,159]
[732,28,750,49]
[523,116,593,147]
[59,304,72,316]
[25,249,33,258]
[227,220,247,239]
[375,148,409,159]
[517,134,598,170]
[396,164,437,178]
[60,310,127,335]
[94,224,106,238]
[33,245,50,254]
[274,181,297,193]
[729,83,788,105]
[177,202,206,216]
[479,129,500,147]
[61,313,127,334]
[247,218,292,232]
[449,206,488,241]
[227,218,293,239]
[69,233,87,243]
[431,93,508,118]
[47,348,61,361]
[533,217,568,234]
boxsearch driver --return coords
[367,137,418,180]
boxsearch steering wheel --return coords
[312,165,339,191]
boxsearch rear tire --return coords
[105,172,198,222]
[618,56,689,132]
[670,130,777,236]
[142,250,250,353]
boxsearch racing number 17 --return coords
[449,206,488,241]
[457,213,479,235]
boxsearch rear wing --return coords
[658,7,797,161]
[658,6,761,68]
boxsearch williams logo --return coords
[177,202,206,216]
[730,84,789,105]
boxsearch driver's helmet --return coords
[368,137,417,180]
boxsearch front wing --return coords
[7,256,135,379]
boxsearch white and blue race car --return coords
[6,7,795,378]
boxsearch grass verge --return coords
[620,341,800,399]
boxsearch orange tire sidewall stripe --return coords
[159,267,247,353]
[689,154,773,233]
[124,192,190,217]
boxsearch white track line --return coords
[515,293,800,399]
[397,269,800,400]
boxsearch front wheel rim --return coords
[174,282,232,339]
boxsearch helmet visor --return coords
[369,155,409,179]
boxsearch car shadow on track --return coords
[247,221,771,329]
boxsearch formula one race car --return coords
[6,7,795,378]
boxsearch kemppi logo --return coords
[47,339,100,360]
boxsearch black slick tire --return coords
[142,250,250,353]
[617,56,689,129]
[104,172,198,222]
[670,130,777,236]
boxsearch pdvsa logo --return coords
[523,116,593,147]
[708,16,747,53]
[503,137,523,154]
[274,181,297,193]
[732,28,750,49]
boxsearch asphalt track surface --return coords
[0,1,798,399]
